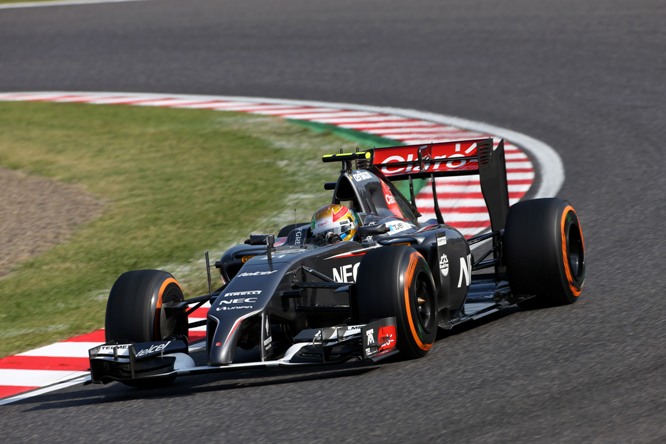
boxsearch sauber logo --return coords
[352,171,373,182]
[439,253,449,277]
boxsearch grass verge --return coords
[0,101,386,357]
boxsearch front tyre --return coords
[105,270,188,344]
[504,198,586,307]
[356,246,438,359]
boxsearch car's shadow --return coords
[18,305,524,412]
[16,359,384,412]
[436,305,521,340]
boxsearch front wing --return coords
[88,318,398,384]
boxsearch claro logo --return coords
[379,142,478,175]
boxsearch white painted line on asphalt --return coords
[263,111,379,120]
[0,375,90,406]
[311,115,409,124]
[0,0,149,10]
[0,369,89,387]
[340,121,438,129]
[251,107,336,116]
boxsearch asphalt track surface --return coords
[1,0,664,442]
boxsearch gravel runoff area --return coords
[0,167,104,278]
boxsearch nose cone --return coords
[206,258,289,365]
[207,315,241,365]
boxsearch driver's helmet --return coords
[310,204,360,245]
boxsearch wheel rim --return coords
[414,271,435,333]
[566,222,585,282]
[156,283,186,340]
[560,206,586,297]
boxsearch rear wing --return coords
[371,138,489,179]
[323,138,510,233]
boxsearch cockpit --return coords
[332,170,419,226]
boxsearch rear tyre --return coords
[356,246,438,359]
[105,270,188,388]
[504,198,586,307]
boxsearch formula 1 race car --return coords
[89,138,586,386]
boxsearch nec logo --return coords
[215,297,257,311]
[332,263,360,283]
[219,298,257,304]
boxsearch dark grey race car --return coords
[89,137,586,387]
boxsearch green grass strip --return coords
[0,101,397,356]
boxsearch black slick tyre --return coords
[105,270,188,344]
[503,198,586,307]
[356,246,437,359]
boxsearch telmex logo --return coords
[99,344,129,356]
[100,344,129,351]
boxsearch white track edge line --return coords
[3,91,563,199]
[0,0,149,10]
[0,375,90,406]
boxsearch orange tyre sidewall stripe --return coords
[560,206,582,297]
[154,277,180,338]
[403,252,432,351]
[155,277,179,309]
